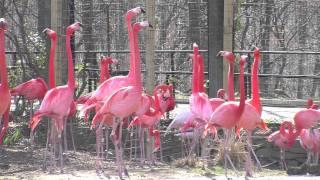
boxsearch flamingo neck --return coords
[228,61,235,101]
[132,28,142,90]
[127,15,135,79]
[198,55,204,93]
[99,63,109,84]
[237,63,245,117]
[251,55,261,113]
[66,32,75,89]
[192,55,199,93]
[48,36,56,89]
[0,30,8,89]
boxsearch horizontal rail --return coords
[4,49,208,54]
[234,50,320,55]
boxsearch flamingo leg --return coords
[29,101,35,151]
[223,129,239,177]
[95,122,103,171]
[111,118,122,178]
[280,148,287,170]
[58,132,64,173]
[134,126,138,161]
[118,120,129,177]
[129,126,133,161]
[139,125,145,166]
[63,118,68,152]
[69,118,76,153]
[104,127,109,160]
[43,119,51,170]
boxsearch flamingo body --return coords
[294,109,320,131]
[11,78,48,100]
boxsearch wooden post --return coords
[145,0,156,94]
[208,0,224,97]
[145,0,156,160]
[51,0,68,85]
[224,0,234,91]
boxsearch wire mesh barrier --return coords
[2,0,320,176]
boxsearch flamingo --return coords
[207,55,247,175]
[29,22,81,172]
[189,43,224,127]
[128,84,175,165]
[91,21,152,177]
[235,48,268,176]
[299,128,320,166]
[76,56,118,105]
[268,120,299,170]
[294,107,320,131]
[0,18,11,145]
[80,7,145,119]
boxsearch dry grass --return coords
[215,133,247,169]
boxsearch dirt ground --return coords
[1,146,320,180]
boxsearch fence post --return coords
[208,0,224,97]
[145,0,156,161]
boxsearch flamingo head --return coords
[154,84,175,113]
[307,98,314,109]
[0,18,7,31]
[193,43,199,54]
[126,7,145,20]
[100,56,118,66]
[239,55,247,66]
[216,89,226,99]
[66,22,82,35]
[42,28,56,40]
[253,47,260,60]
[133,21,153,31]
[217,51,235,63]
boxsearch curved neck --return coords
[48,37,56,89]
[237,63,245,116]
[228,61,235,101]
[99,63,110,84]
[133,27,142,90]
[66,33,75,89]
[198,55,204,93]
[0,30,8,89]
[251,54,261,112]
[127,15,135,78]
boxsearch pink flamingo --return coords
[80,7,145,119]
[236,49,268,176]
[29,22,81,172]
[294,107,320,132]
[207,55,247,175]
[0,18,11,145]
[76,56,118,105]
[268,120,299,170]
[91,21,152,177]
[189,43,224,127]
[299,128,320,166]
[128,84,175,165]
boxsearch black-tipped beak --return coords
[149,24,153,28]
[0,18,7,30]
[250,45,256,51]
[216,51,223,57]
[78,23,83,27]
[42,28,49,34]
[141,8,146,13]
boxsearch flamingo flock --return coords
[0,6,320,179]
